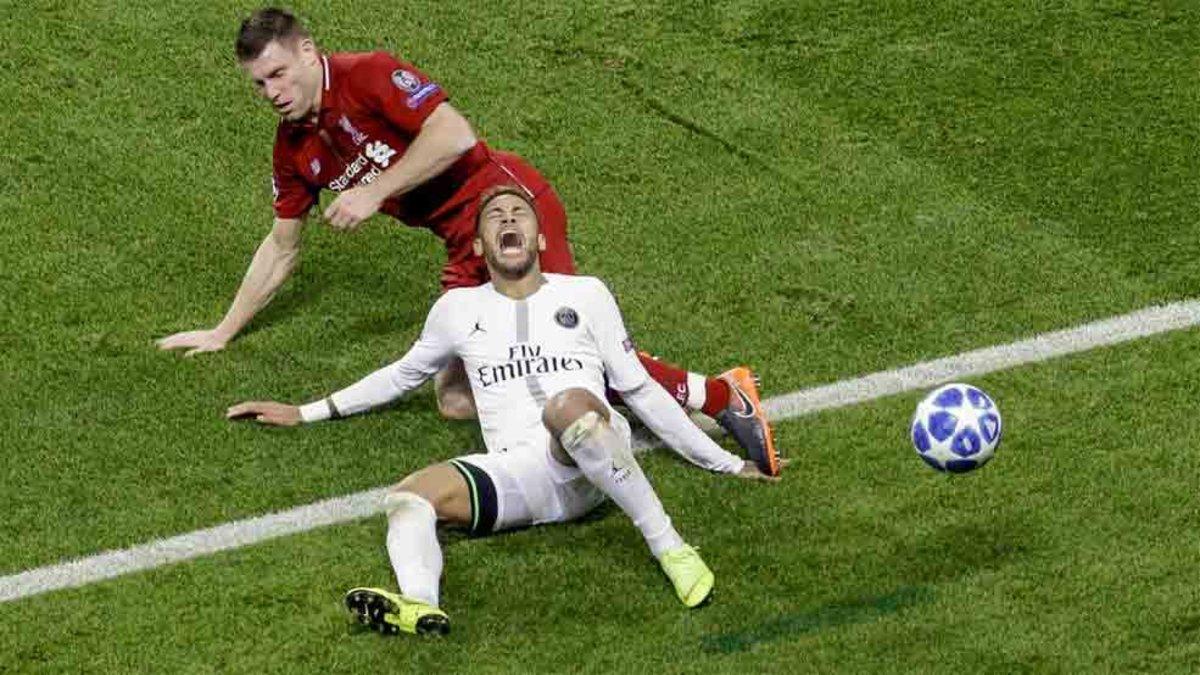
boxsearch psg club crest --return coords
[391,69,421,93]
[554,307,579,329]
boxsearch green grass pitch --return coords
[3,1,1200,672]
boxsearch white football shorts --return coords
[447,410,632,536]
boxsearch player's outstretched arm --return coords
[157,217,304,356]
[234,293,459,425]
[621,380,748,476]
[226,362,409,427]
[231,353,442,427]
[624,382,780,481]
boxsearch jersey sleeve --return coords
[621,377,745,474]
[391,291,460,382]
[299,293,459,421]
[585,279,649,393]
[271,129,318,219]
[353,52,449,136]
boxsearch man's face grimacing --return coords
[474,192,546,279]
[241,38,322,122]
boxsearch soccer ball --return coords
[910,383,1002,473]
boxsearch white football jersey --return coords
[350,274,648,456]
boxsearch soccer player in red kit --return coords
[157,7,779,475]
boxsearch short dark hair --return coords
[475,185,538,232]
[235,7,311,62]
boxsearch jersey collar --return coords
[312,54,334,126]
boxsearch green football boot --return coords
[344,587,450,636]
[658,545,715,608]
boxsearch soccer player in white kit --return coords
[227,185,775,636]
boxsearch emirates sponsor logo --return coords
[476,344,584,388]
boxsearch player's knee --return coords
[546,389,618,466]
[392,465,470,525]
[542,388,606,439]
[389,477,439,509]
[383,487,439,521]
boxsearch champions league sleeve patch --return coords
[554,307,579,329]
[622,337,635,353]
[405,83,442,109]
[391,69,421,93]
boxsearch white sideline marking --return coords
[3,299,1199,603]
[763,299,1200,420]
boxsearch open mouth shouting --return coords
[497,229,526,256]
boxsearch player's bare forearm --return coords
[370,103,477,200]
[324,104,476,231]
[157,218,303,356]
[214,219,303,338]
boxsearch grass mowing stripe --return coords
[2,298,1198,604]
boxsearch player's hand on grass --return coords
[736,458,788,483]
[156,328,231,357]
[323,185,384,232]
[226,401,302,426]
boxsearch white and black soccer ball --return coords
[910,383,1002,473]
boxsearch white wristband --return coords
[299,399,334,423]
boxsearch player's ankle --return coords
[699,378,733,417]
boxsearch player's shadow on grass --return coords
[702,585,933,654]
[884,519,1030,586]
[699,523,1030,654]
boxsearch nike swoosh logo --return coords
[732,386,757,418]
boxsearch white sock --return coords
[383,492,443,607]
[685,372,707,411]
[561,412,685,558]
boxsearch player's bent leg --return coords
[543,388,714,608]
[394,463,473,526]
[435,358,477,421]
[634,351,733,413]
[542,387,610,445]
[345,465,469,637]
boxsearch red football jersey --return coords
[271,51,491,228]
